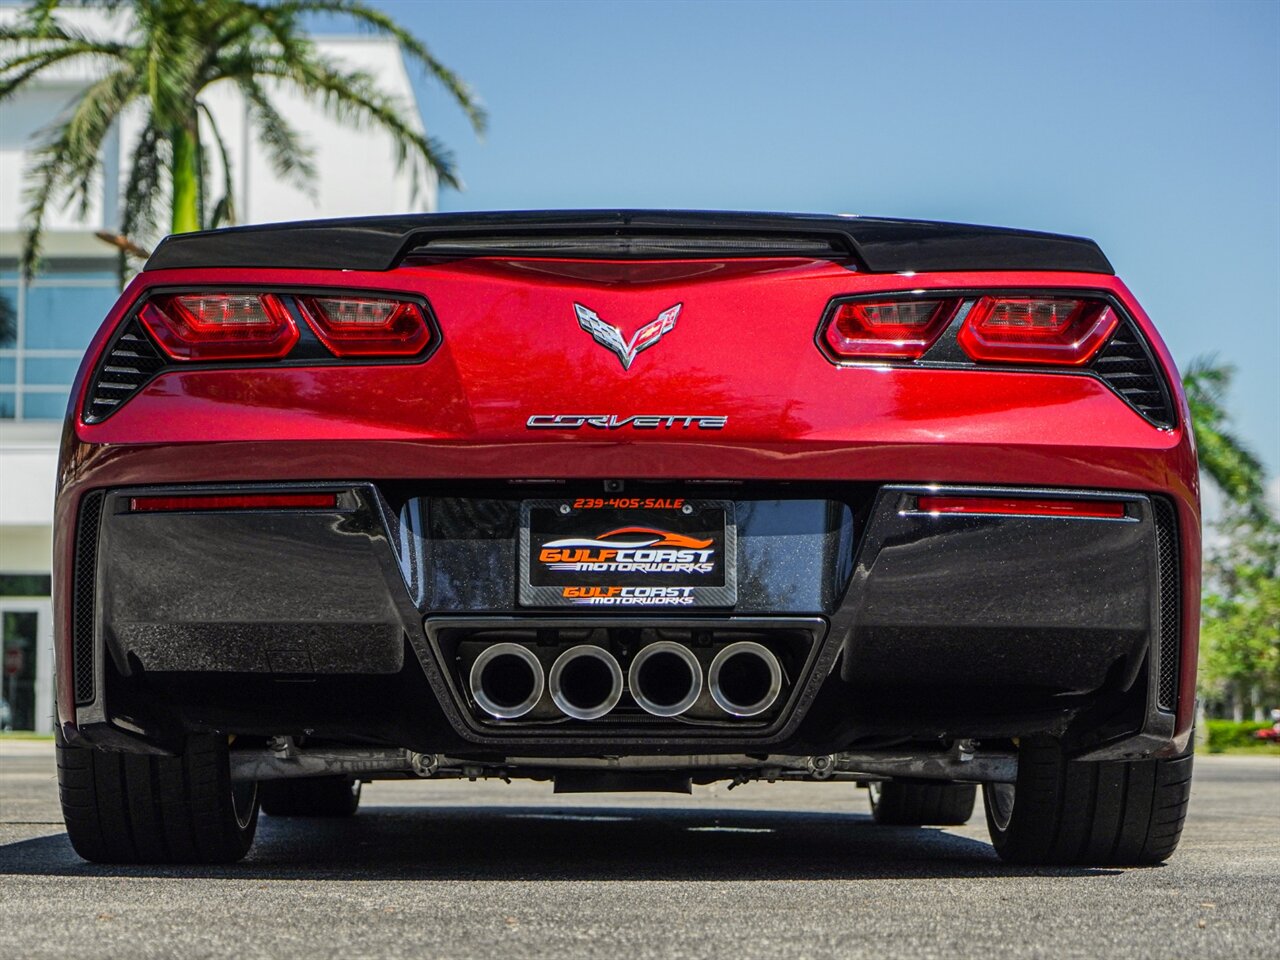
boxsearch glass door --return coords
[0,599,53,733]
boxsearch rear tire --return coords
[259,777,362,817]
[57,731,258,864]
[982,736,1193,865]
[869,780,977,825]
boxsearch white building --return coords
[0,4,436,731]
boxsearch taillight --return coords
[821,298,955,360]
[139,293,299,361]
[957,296,1118,366]
[297,296,432,358]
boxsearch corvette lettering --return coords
[527,414,727,430]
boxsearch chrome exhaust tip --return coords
[549,645,624,720]
[627,641,703,717]
[469,642,545,719]
[709,641,783,717]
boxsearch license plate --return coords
[519,498,737,608]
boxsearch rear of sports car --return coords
[52,211,1199,866]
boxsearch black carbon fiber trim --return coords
[145,210,1115,274]
[1090,321,1176,428]
[72,492,104,705]
[1152,497,1181,711]
[83,319,167,423]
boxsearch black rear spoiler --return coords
[144,209,1113,275]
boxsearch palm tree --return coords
[0,0,485,274]
[1187,357,1277,724]
[1183,356,1270,519]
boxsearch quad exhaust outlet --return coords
[549,644,624,720]
[709,641,783,717]
[469,642,545,720]
[628,641,704,717]
[468,640,784,721]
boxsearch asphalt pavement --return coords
[1,739,1277,960]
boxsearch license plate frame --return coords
[518,498,737,608]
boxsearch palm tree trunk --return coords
[170,122,201,235]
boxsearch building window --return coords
[0,260,119,420]
[0,574,51,597]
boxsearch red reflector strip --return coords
[130,493,339,513]
[916,496,1126,519]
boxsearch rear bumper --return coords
[61,479,1191,760]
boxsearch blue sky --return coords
[344,0,1279,477]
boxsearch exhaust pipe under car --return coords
[709,641,783,717]
[469,642,545,719]
[549,645,624,720]
[628,641,703,717]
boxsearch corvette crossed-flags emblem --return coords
[573,302,683,370]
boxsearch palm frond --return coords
[1197,421,1269,513]
[19,129,75,276]
[18,62,139,274]
[230,2,317,75]
[59,66,141,218]
[1183,355,1271,519]
[197,99,237,227]
[228,72,317,192]
[1,10,121,44]
[1183,354,1236,412]
[15,0,130,32]
[253,55,459,190]
[120,119,165,250]
[16,0,61,36]
[263,0,487,135]
[0,13,131,101]
[0,286,16,347]
[0,45,121,100]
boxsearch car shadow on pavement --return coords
[0,805,1121,880]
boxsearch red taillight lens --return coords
[298,296,432,358]
[130,493,338,512]
[957,296,1119,366]
[821,299,954,360]
[916,495,1127,519]
[139,293,299,361]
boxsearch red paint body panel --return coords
[53,257,1201,736]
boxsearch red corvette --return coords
[53,211,1198,865]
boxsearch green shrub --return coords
[1204,719,1275,752]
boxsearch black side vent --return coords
[84,319,167,423]
[72,491,104,705]
[1152,497,1181,712]
[1089,323,1176,428]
